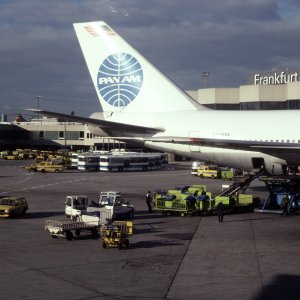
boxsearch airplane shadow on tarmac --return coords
[252,274,300,300]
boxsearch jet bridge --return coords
[255,175,300,214]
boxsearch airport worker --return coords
[216,200,225,223]
[146,191,153,213]
[198,189,207,201]
[281,195,289,216]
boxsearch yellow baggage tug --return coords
[100,221,133,249]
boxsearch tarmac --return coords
[0,160,300,300]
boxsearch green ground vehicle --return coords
[214,194,254,212]
[153,185,210,216]
[153,184,254,216]
[221,170,235,180]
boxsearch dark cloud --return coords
[0,0,299,118]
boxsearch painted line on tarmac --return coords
[0,172,187,194]
[0,173,34,191]
[0,177,89,194]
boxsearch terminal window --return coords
[58,131,64,139]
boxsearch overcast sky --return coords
[1,0,300,119]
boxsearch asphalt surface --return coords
[0,160,300,300]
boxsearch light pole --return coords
[35,96,42,124]
[202,71,209,88]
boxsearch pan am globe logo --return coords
[97,53,143,107]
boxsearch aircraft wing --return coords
[26,109,299,161]
[26,109,164,136]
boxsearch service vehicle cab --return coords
[0,197,28,218]
[65,195,89,219]
[197,166,220,179]
[88,191,135,219]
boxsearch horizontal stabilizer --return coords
[26,109,164,136]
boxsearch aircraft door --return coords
[189,131,201,152]
[252,157,265,170]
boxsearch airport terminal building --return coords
[0,117,124,152]
[187,69,300,110]
[1,68,300,151]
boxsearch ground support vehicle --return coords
[197,166,220,179]
[36,161,65,173]
[45,219,99,240]
[221,170,235,180]
[99,152,167,172]
[24,163,38,172]
[214,193,254,213]
[65,195,89,220]
[194,192,214,215]
[154,185,207,200]
[77,154,100,171]
[153,185,208,216]
[191,161,205,175]
[255,175,300,214]
[154,197,197,216]
[0,197,28,218]
[153,184,254,216]
[87,191,135,220]
[100,220,133,249]
[2,151,21,160]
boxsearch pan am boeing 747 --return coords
[29,21,300,175]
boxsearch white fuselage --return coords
[88,109,297,174]
[106,110,299,143]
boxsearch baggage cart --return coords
[45,220,99,241]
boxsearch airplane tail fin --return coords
[73,21,206,113]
